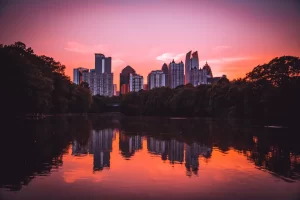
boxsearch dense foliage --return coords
[121,56,300,123]
[1,42,92,117]
[3,41,299,122]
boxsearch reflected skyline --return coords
[1,116,300,200]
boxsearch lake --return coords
[1,115,300,200]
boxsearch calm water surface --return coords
[1,116,300,200]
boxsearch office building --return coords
[203,61,213,78]
[169,60,184,89]
[185,51,213,86]
[80,54,114,96]
[185,51,192,84]
[95,53,111,74]
[161,63,169,87]
[147,70,166,90]
[120,65,136,95]
[73,67,89,85]
[129,73,143,92]
[185,51,200,85]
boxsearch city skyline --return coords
[1,0,299,90]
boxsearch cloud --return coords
[64,41,104,54]
[200,56,255,64]
[212,46,231,52]
[156,53,185,62]
[111,58,124,71]
[112,58,124,65]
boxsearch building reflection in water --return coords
[72,140,89,156]
[71,128,114,172]
[147,137,212,176]
[119,132,143,159]
[147,137,168,160]
[168,139,184,164]
[185,142,212,176]
[90,129,113,171]
[147,137,184,164]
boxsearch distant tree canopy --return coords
[120,56,300,123]
[1,41,92,116]
[2,41,300,123]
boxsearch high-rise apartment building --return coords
[73,67,89,85]
[129,73,143,92]
[147,70,166,90]
[169,60,184,89]
[82,70,113,96]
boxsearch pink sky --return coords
[1,0,299,90]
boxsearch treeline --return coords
[1,42,93,117]
[121,56,300,123]
[3,42,300,121]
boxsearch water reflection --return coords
[185,142,212,176]
[1,116,300,200]
[119,132,143,159]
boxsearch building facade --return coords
[147,70,166,90]
[121,84,129,94]
[185,51,192,84]
[80,53,114,97]
[169,60,184,89]
[95,54,111,74]
[82,71,113,96]
[129,73,143,92]
[185,51,200,85]
[120,66,136,95]
[161,63,169,87]
[73,67,89,85]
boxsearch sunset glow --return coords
[1,0,299,89]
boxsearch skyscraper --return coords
[185,51,192,84]
[73,67,89,85]
[185,51,199,85]
[161,63,169,87]
[191,51,199,69]
[169,60,184,89]
[129,73,143,92]
[203,61,213,78]
[120,65,136,94]
[147,70,166,90]
[80,54,114,97]
[95,53,111,74]
[82,70,114,96]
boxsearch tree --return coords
[245,56,300,87]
